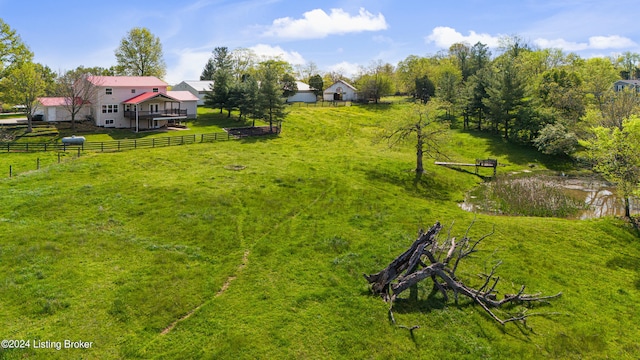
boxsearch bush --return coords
[533,123,578,156]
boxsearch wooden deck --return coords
[435,159,498,176]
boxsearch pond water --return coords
[459,174,640,219]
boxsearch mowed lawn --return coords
[0,103,639,359]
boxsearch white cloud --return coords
[263,8,388,39]
[165,48,212,85]
[425,26,501,48]
[588,35,636,49]
[426,26,637,54]
[249,44,306,65]
[535,35,636,51]
[326,61,360,78]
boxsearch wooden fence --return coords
[0,131,237,153]
[287,101,352,107]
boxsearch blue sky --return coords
[1,0,638,84]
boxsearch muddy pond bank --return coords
[459,172,639,219]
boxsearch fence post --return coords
[201,134,204,143]
[37,158,40,170]
[134,139,137,149]
[153,138,155,148]
[44,144,47,152]
[9,165,12,178]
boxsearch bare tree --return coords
[230,48,257,80]
[365,221,562,326]
[382,101,450,174]
[56,69,101,131]
[295,61,320,82]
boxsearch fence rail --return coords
[287,101,352,107]
[0,131,239,153]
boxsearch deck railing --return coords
[123,109,187,119]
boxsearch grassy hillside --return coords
[0,102,639,359]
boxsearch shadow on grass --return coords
[365,167,453,201]
[437,165,494,181]
[391,292,448,315]
[239,133,280,144]
[190,115,252,129]
[460,129,575,171]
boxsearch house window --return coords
[131,89,136,94]
[102,104,119,113]
[105,119,114,125]
[106,88,113,95]
[152,88,159,93]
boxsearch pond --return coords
[459,173,640,219]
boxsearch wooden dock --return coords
[435,158,497,176]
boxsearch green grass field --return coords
[0,102,639,359]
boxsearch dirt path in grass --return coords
[160,249,250,335]
[160,183,334,336]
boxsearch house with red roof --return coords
[36,76,199,131]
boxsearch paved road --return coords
[0,118,27,125]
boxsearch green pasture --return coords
[0,102,639,359]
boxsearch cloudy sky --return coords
[1,0,638,84]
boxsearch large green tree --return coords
[415,75,435,104]
[200,58,215,80]
[207,68,233,115]
[258,62,287,132]
[580,57,619,111]
[356,61,395,103]
[484,56,527,140]
[204,47,234,115]
[1,62,45,132]
[584,116,640,218]
[308,74,324,99]
[281,73,298,99]
[234,75,261,124]
[537,68,585,126]
[461,68,490,130]
[0,19,32,75]
[114,27,166,78]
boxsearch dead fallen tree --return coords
[364,221,562,325]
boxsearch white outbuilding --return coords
[323,80,358,102]
[172,80,214,106]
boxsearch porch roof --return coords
[123,92,178,105]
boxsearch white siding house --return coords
[613,80,640,92]
[286,81,317,103]
[35,97,91,122]
[38,76,197,131]
[172,80,213,105]
[323,80,358,101]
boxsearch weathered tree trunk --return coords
[415,123,424,174]
[625,197,631,218]
[365,221,562,325]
